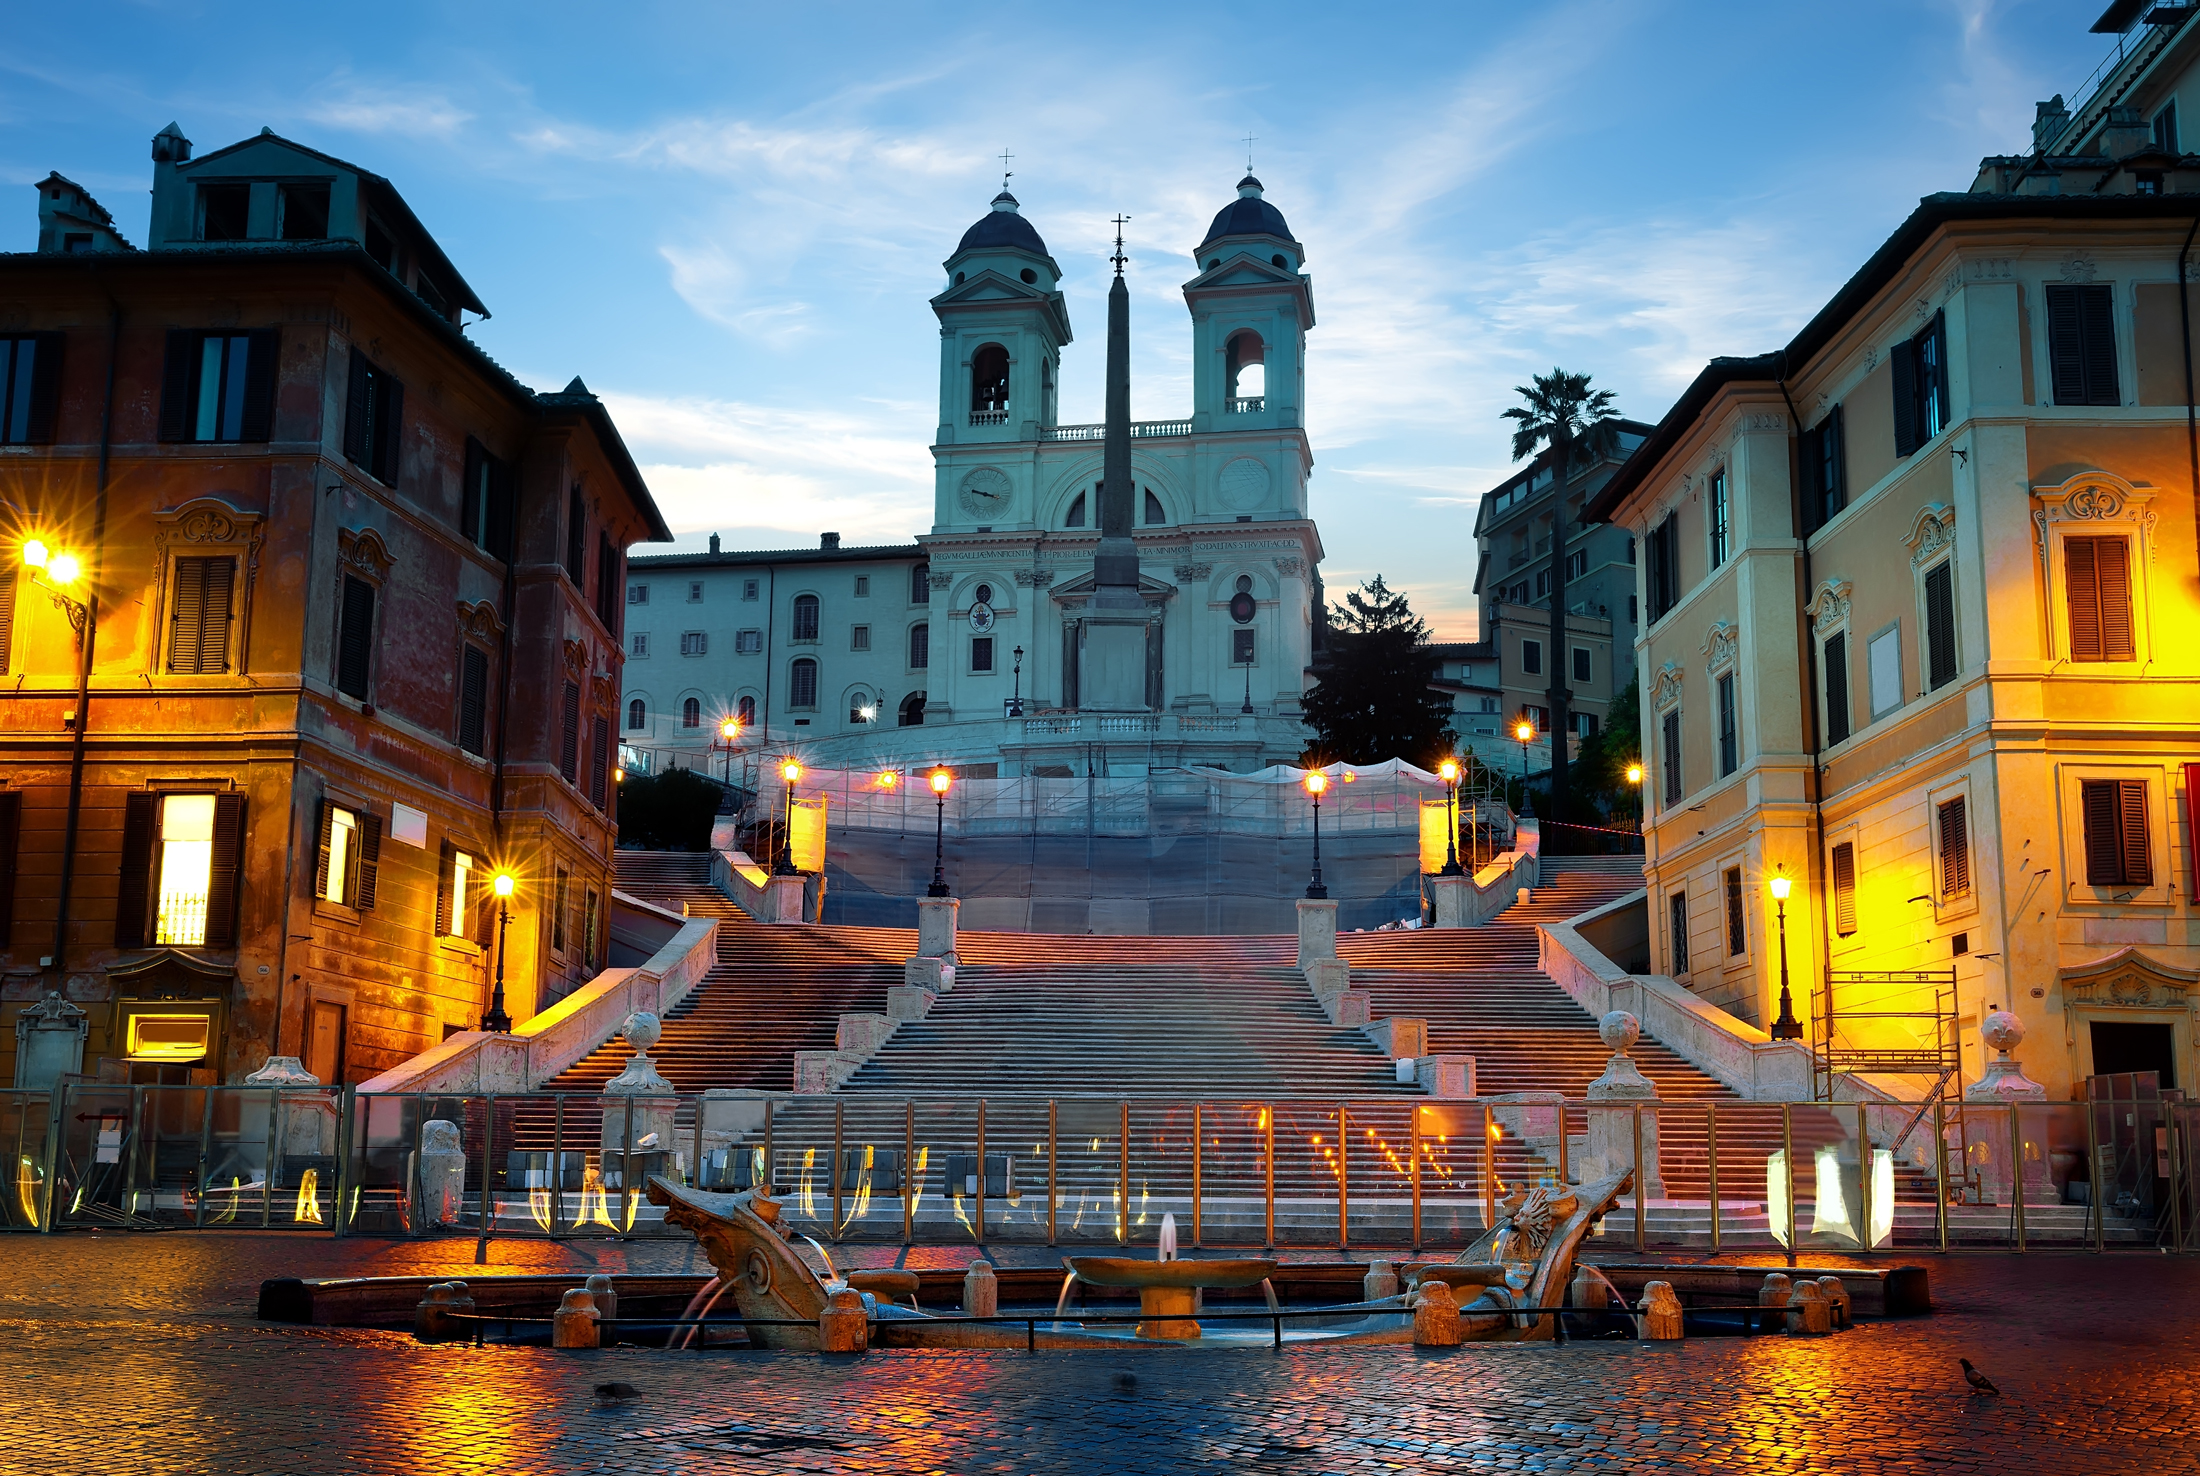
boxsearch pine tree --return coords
[1300,575,1456,766]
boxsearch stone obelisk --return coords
[1092,218,1141,612]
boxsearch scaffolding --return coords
[1811,968,1961,1104]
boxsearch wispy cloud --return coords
[301,79,473,138]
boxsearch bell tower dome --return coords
[1183,176,1314,433]
[931,191,1073,447]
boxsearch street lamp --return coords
[1436,756,1464,876]
[1625,760,1644,827]
[22,537,90,646]
[1007,646,1026,718]
[483,870,517,1032]
[713,715,745,792]
[1513,716,1537,818]
[774,758,803,875]
[1769,870,1804,1041]
[926,767,954,897]
[1303,769,1330,899]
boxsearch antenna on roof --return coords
[1110,214,1130,277]
[998,147,1014,192]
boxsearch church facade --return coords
[621,178,1325,780]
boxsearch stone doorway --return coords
[2089,1020,2178,1089]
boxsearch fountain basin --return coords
[1064,1257,1278,1339]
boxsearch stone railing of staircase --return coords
[709,847,810,924]
[357,891,718,1095]
[1538,886,1888,1105]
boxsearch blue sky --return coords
[3,2,2112,637]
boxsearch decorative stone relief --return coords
[1805,580,1854,636]
[456,599,503,643]
[1219,456,1272,510]
[1172,563,1213,582]
[1650,661,1684,712]
[561,638,588,682]
[1013,568,1055,588]
[1901,504,1956,568]
[929,573,953,591]
[2060,252,2098,283]
[2032,472,2160,569]
[1700,621,1739,676]
[1964,258,2014,281]
[337,526,395,580]
[1273,556,1305,578]
[1741,413,1786,432]
[151,496,267,675]
[2062,945,2197,1009]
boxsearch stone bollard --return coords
[1363,1260,1399,1302]
[1637,1281,1683,1341]
[1817,1276,1852,1331]
[1570,1265,1604,1312]
[552,1288,600,1349]
[1785,1279,1832,1337]
[413,1280,475,1343]
[585,1274,619,1329]
[819,1286,869,1353]
[963,1260,999,1320]
[1411,1280,1462,1347]
[1757,1273,1791,1334]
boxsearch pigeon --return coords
[594,1382,641,1403]
[1958,1359,1999,1395]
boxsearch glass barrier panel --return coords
[1409,1100,1488,1244]
[133,1086,212,1227]
[2011,1102,2090,1249]
[1343,1100,1413,1249]
[978,1098,1053,1244]
[0,1093,53,1231]
[1269,1101,1343,1249]
[827,1098,915,1243]
[1122,1100,1194,1252]
[1192,1101,1271,1249]
[52,1085,139,1227]
[765,1097,839,1246]
[1050,1099,1125,1247]
[1942,1102,2020,1249]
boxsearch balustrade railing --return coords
[9,1084,2190,1256]
[1040,419,1193,441]
[1225,396,1265,413]
[969,409,1008,425]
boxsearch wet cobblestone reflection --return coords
[3,1235,2197,1473]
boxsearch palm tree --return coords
[1501,369,1619,844]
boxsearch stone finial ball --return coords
[1980,1009,2025,1054]
[623,1011,663,1053]
[1598,1010,1641,1053]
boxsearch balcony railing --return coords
[1225,396,1265,414]
[968,409,1008,426]
[1021,714,1241,739]
[1040,419,1193,441]
[154,893,209,948]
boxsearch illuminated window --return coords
[322,806,358,903]
[126,1013,211,1062]
[448,849,475,938]
[155,793,217,946]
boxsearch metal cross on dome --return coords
[998,148,1014,191]
[1110,214,1130,276]
[1243,133,1257,172]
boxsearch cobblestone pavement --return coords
[5,1233,2198,1474]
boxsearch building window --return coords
[0,334,61,445]
[1066,492,1087,528]
[565,486,586,584]
[2064,536,2136,662]
[911,563,931,604]
[1646,515,1679,621]
[1716,672,1738,777]
[1668,890,1689,974]
[167,556,236,674]
[553,867,570,953]
[1822,630,1850,746]
[1892,310,1949,456]
[153,794,219,947]
[1571,647,1591,684]
[1867,625,1903,720]
[627,697,646,730]
[681,631,707,657]
[335,574,376,700]
[790,658,819,708]
[2045,284,2119,407]
[1708,468,1729,569]
[1520,639,1543,675]
[744,579,760,601]
[584,886,602,970]
[1573,711,1598,739]
[792,594,820,642]
[1723,866,1746,957]
[341,348,403,481]
[899,691,926,727]
[458,646,490,756]
[1937,796,1971,897]
[971,343,1010,415]
[682,697,701,728]
[850,691,873,723]
[735,629,762,655]
[2081,778,2152,888]
[628,583,649,605]
[1923,561,1957,690]
[1534,570,1550,599]
[597,535,623,631]
[559,682,580,783]
[157,330,277,445]
[315,800,381,910]
[1145,489,1166,525]
[1628,594,1637,624]
[688,581,704,603]
[855,576,870,598]
[971,636,994,672]
[1661,708,1682,805]
[1232,628,1256,665]
[737,695,756,726]
[2156,99,2180,152]
[442,848,475,939]
[460,439,513,560]
[909,623,929,669]
[1802,406,1847,533]
[631,632,649,659]
[1831,841,1857,937]
[590,718,610,809]
[851,625,871,652]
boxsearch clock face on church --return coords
[958,467,1012,518]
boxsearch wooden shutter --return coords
[168,556,235,675]
[461,438,485,543]
[0,790,19,948]
[2082,779,2121,886]
[2118,779,2152,887]
[24,332,63,444]
[2095,537,2135,660]
[354,811,383,909]
[237,328,279,442]
[115,791,158,948]
[2184,763,2200,903]
[0,568,16,675]
[2047,285,2119,406]
[2066,537,2103,661]
[559,681,581,782]
[1891,336,1919,457]
[312,798,335,901]
[590,717,610,809]
[1924,561,1956,689]
[1724,867,1745,956]
[1937,797,1969,896]
[566,486,586,583]
[1823,404,1846,520]
[1823,631,1850,745]
[1661,709,1681,803]
[377,375,404,485]
[343,348,371,464]
[458,646,489,755]
[160,331,198,442]
[2047,285,2087,404]
[204,792,247,948]
[435,842,454,936]
[336,575,375,699]
[1831,841,1857,937]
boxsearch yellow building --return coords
[1586,18,2200,1103]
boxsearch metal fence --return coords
[5,1085,2194,1254]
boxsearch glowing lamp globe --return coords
[877,769,899,789]
[781,760,802,784]
[721,717,740,739]
[1625,763,1644,785]
[1305,771,1329,796]
[492,872,517,899]
[21,538,50,569]
[1438,758,1460,782]
[47,552,80,584]
[1769,874,1792,902]
[1514,721,1534,743]
[929,768,953,795]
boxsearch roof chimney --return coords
[151,121,192,164]
[2033,96,2071,153]
[821,532,841,550]
[708,532,721,554]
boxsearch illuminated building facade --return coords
[1589,8,2200,1099]
[0,124,668,1086]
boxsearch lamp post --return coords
[1437,756,1464,876]
[1514,716,1537,818]
[1304,769,1329,899]
[1769,870,1804,1040]
[1007,646,1025,718]
[1625,760,1644,832]
[774,759,802,875]
[926,767,954,897]
[713,716,744,792]
[482,870,517,1032]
